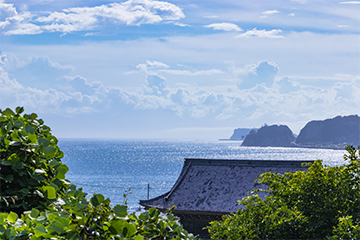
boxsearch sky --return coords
[0,0,359,139]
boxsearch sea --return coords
[58,139,347,211]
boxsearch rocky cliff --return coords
[241,125,295,147]
[296,115,360,147]
[229,128,257,140]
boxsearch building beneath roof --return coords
[139,158,313,239]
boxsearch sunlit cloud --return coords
[339,1,360,4]
[204,22,242,31]
[161,69,223,76]
[132,60,223,76]
[262,10,280,15]
[1,0,185,35]
[235,28,284,38]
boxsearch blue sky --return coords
[0,0,359,139]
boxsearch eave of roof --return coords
[140,158,313,213]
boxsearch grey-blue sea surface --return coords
[58,139,347,211]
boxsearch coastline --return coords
[218,139,347,150]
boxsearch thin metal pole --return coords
[147,183,150,199]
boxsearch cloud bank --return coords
[0,0,185,35]
[1,53,359,134]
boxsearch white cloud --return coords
[235,28,284,38]
[288,13,295,17]
[0,1,18,28]
[260,10,279,18]
[136,60,170,73]
[1,48,359,138]
[262,10,279,15]
[204,22,242,31]
[275,77,301,93]
[143,74,169,96]
[161,69,223,76]
[2,0,185,35]
[7,56,73,89]
[337,24,349,28]
[225,60,279,89]
[339,1,360,4]
[0,69,69,112]
[173,22,189,27]
[133,60,223,77]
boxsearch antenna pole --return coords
[147,183,150,200]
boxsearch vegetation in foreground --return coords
[1,106,360,239]
[208,145,360,239]
[0,107,196,240]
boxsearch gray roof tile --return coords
[140,158,313,213]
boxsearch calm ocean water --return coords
[58,139,347,211]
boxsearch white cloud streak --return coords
[204,22,242,31]
[235,28,284,38]
[262,10,280,15]
[339,1,360,4]
[134,60,223,76]
[161,69,223,76]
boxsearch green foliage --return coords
[0,107,68,214]
[0,107,197,240]
[328,216,360,240]
[207,145,360,239]
[208,195,307,239]
[129,206,195,239]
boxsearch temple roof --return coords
[139,158,313,214]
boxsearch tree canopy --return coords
[208,145,360,239]
[0,107,196,240]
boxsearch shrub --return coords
[207,145,360,239]
[0,107,196,240]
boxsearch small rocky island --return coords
[241,125,295,147]
[233,115,360,149]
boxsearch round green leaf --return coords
[48,220,64,234]
[34,225,47,237]
[15,106,24,114]
[56,164,69,179]
[44,146,57,158]
[90,194,105,207]
[7,212,18,224]
[114,205,128,217]
[110,219,125,234]
[2,108,15,117]
[25,125,35,134]
[43,186,56,200]
[30,208,40,219]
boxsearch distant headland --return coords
[221,115,360,149]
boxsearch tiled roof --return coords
[139,158,313,214]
